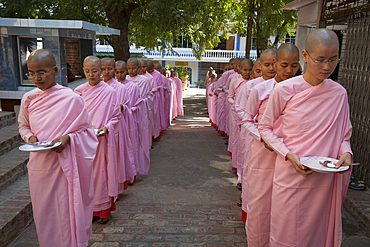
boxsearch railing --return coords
[96,45,257,60]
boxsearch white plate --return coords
[301,156,349,173]
[19,141,62,152]
[94,129,104,136]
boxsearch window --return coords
[284,33,296,44]
[173,35,192,48]
[18,37,43,85]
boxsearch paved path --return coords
[8,88,370,247]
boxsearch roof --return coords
[282,0,317,10]
[0,18,120,35]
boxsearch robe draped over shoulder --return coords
[18,84,98,247]
[258,76,352,247]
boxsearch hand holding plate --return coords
[337,152,352,174]
[287,152,313,178]
[51,135,70,153]
[28,135,38,145]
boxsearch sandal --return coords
[236,197,242,207]
[99,217,109,224]
[348,175,366,191]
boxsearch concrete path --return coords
[7,88,370,247]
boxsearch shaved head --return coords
[101,57,115,67]
[147,61,154,67]
[240,58,253,67]
[127,58,139,66]
[84,55,101,67]
[115,60,127,69]
[260,49,277,63]
[154,62,162,69]
[305,28,339,53]
[140,59,147,66]
[27,49,56,67]
[276,43,299,61]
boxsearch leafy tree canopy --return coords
[0,0,297,59]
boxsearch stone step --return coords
[0,173,32,247]
[0,123,22,157]
[344,189,370,236]
[0,112,16,130]
[0,147,29,193]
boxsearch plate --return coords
[19,141,62,152]
[94,129,104,136]
[301,156,349,173]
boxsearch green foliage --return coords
[195,79,204,88]
[0,0,297,59]
[231,0,297,55]
[174,66,188,80]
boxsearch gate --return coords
[338,11,370,185]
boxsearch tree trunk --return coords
[245,16,253,58]
[103,2,139,61]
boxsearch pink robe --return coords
[126,75,152,174]
[74,81,120,213]
[216,70,235,133]
[208,82,218,126]
[173,77,184,116]
[143,72,160,138]
[106,78,136,191]
[120,79,150,175]
[150,70,167,131]
[227,75,246,181]
[169,77,178,120]
[242,78,281,246]
[127,74,152,146]
[234,76,265,219]
[164,77,172,127]
[224,72,239,135]
[18,84,98,247]
[258,76,352,247]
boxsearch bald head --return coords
[276,43,299,61]
[27,49,56,67]
[140,60,147,66]
[84,56,101,67]
[127,58,139,67]
[147,61,154,67]
[260,49,277,63]
[305,29,339,53]
[115,60,127,69]
[240,58,253,68]
[101,57,115,67]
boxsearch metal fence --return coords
[338,11,370,185]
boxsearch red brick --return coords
[10,196,31,200]
[170,209,193,214]
[180,226,207,233]
[194,221,221,226]
[141,219,167,226]
[158,214,181,220]
[135,235,162,241]
[124,227,152,234]
[208,215,233,221]
[0,200,30,208]
[165,235,193,242]
[222,221,245,227]
[210,227,234,233]
[194,235,221,241]
[132,213,157,219]
[153,227,180,233]
[207,243,233,247]
[121,244,148,247]
[105,234,134,241]
[150,243,177,247]
[143,208,167,213]
[224,234,247,242]
[183,214,207,220]
[166,220,193,226]
[113,219,140,226]
[0,207,20,213]
[180,243,207,247]
[218,209,236,215]
[195,209,218,215]
[235,227,247,234]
